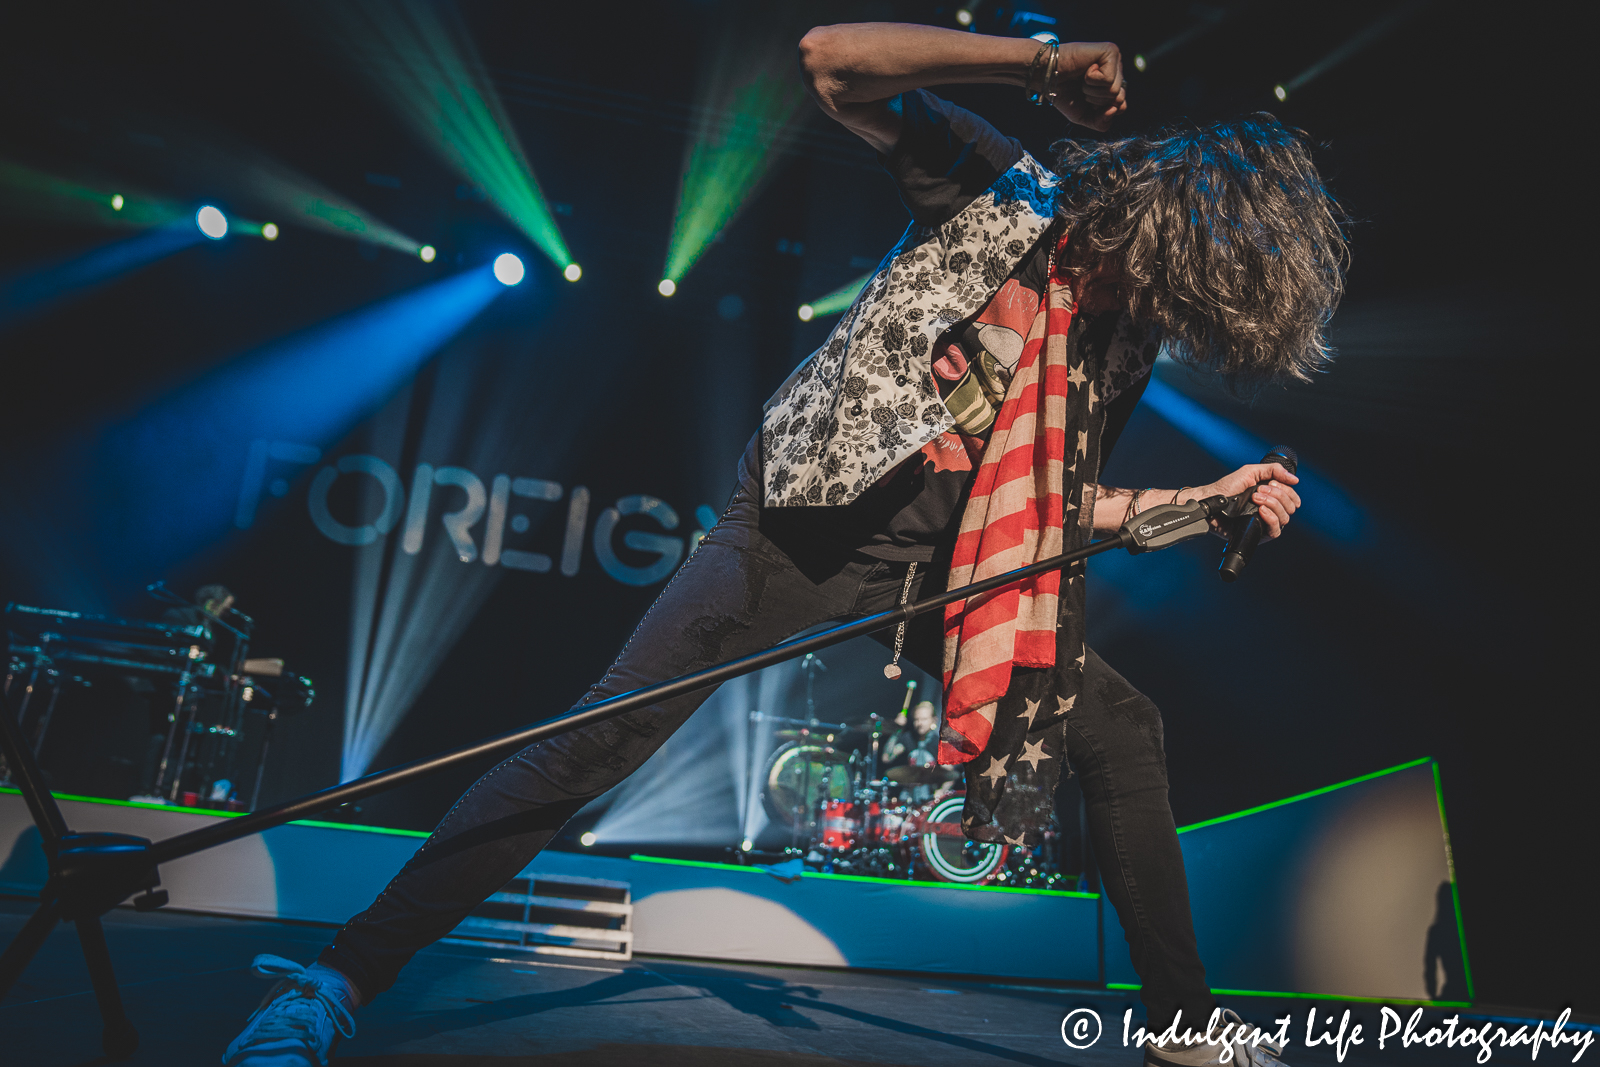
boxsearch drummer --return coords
[883,700,958,802]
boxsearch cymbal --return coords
[887,764,958,785]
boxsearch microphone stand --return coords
[0,489,1249,1056]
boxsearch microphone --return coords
[1218,446,1298,583]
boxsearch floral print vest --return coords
[760,151,1060,507]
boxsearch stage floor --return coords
[0,897,1582,1067]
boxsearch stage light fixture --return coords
[419,244,437,263]
[797,303,815,322]
[110,194,124,211]
[580,831,597,847]
[196,205,228,240]
[741,837,754,852]
[563,263,582,282]
[956,7,974,26]
[493,253,525,286]
[1134,54,1147,72]
[1274,84,1288,102]
[262,222,279,241]
[658,278,676,297]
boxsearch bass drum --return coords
[762,742,854,824]
[912,792,1009,884]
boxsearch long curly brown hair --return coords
[1054,114,1348,387]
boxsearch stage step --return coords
[445,871,633,961]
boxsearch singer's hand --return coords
[1185,463,1300,540]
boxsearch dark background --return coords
[0,0,1588,1014]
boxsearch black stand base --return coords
[0,699,155,1057]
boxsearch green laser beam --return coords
[329,0,570,268]
[800,270,874,320]
[664,66,807,284]
[1282,0,1430,96]
[0,158,186,229]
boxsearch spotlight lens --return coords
[418,244,437,263]
[261,222,279,241]
[196,205,228,240]
[110,194,124,211]
[797,304,815,322]
[657,278,676,297]
[1133,54,1147,72]
[956,8,973,26]
[1274,84,1288,102]
[741,838,754,852]
[580,831,597,847]
[493,253,525,286]
[563,263,582,282]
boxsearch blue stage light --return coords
[0,225,204,329]
[196,205,228,240]
[94,265,508,573]
[493,253,525,286]
[1140,377,1367,545]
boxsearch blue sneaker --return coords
[222,955,357,1067]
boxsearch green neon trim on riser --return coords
[626,853,1097,898]
[1105,982,1470,1009]
[1431,760,1476,1001]
[1176,757,1433,834]
[0,787,431,838]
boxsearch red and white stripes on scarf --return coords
[938,266,1077,765]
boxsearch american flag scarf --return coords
[938,238,1110,845]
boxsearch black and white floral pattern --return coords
[761,152,1061,507]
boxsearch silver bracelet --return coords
[1025,33,1060,106]
[1127,487,1155,522]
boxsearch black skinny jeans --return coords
[321,446,1215,1030]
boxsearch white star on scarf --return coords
[1073,649,1086,670]
[1084,379,1098,409]
[1005,833,1028,847]
[1017,696,1041,726]
[1057,693,1078,714]
[980,755,1009,784]
[1076,430,1088,455]
[1017,739,1053,771]
[1067,364,1088,387]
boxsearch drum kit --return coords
[2,587,314,811]
[749,655,1071,889]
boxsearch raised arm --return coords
[798,22,1127,153]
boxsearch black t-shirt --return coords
[767,92,1148,562]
